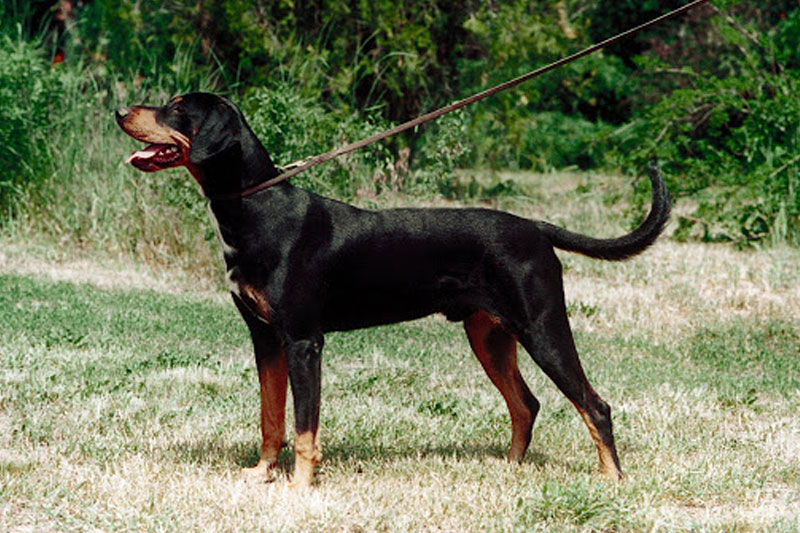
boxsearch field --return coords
[1,171,799,531]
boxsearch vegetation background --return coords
[0,0,799,267]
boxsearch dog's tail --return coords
[535,161,671,261]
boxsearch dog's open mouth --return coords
[126,143,182,171]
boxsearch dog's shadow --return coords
[160,436,551,477]
[319,440,550,470]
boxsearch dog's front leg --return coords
[246,344,287,481]
[285,333,324,489]
[233,297,288,482]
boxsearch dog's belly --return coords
[320,303,434,331]
[319,275,482,332]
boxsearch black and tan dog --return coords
[116,92,669,488]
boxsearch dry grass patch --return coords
[560,242,800,341]
[0,238,221,298]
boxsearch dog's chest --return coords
[207,205,241,291]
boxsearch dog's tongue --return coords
[126,144,167,164]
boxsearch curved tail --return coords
[535,161,671,260]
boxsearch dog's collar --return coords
[206,156,319,201]
[208,173,288,202]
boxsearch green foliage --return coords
[0,4,232,270]
[521,111,609,171]
[611,4,800,244]
[586,0,697,65]
[0,28,60,214]
[412,109,474,194]
[68,0,224,92]
[458,2,635,169]
[216,0,479,123]
[241,79,472,201]
[242,85,395,198]
[4,0,800,252]
[517,477,627,529]
[54,0,614,172]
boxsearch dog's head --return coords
[116,92,241,171]
[116,92,275,195]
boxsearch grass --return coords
[1,171,800,531]
[0,30,221,277]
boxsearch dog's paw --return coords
[241,460,278,484]
[286,476,313,491]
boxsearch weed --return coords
[242,85,395,199]
[517,477,627,529]
[0,28,60,214]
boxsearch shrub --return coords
[242,85,395,199]
[412,109,474,195]
[610,5,800,245]
[520,112,610,171]
[457,2,636,170]
[0,28,61,215]
[0,13,223,270]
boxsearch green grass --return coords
[1,240,799,531]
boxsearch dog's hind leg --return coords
[464,311,540,463]
[517,301,623,480]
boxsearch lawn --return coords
[1,174,799,531]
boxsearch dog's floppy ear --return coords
[189,101,241,165]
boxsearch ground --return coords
[1,235,798,531]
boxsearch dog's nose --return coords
[115,106,131,122]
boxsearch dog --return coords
[116,92,670,488]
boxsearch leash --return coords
[235,0,710,199]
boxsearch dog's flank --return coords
[117,92,670,488]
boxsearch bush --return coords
[457,2,636,170]
[412,109,474,194]
[0,14,224,271]
[242,85,395,199]
[610,5,800,245]
[521,112,610,171]
[0,28,61,215]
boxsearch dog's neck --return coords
[206,180,311,279]
[191,127,281,200]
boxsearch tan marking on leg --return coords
[571,400,623,481]
[465,311,536,463]
[243,350,287,483]
[289,430,321,489]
